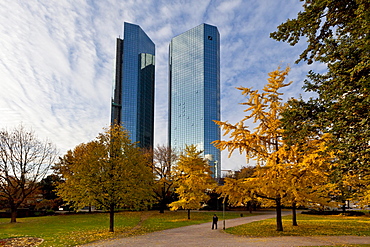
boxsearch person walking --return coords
[212,214,218,230]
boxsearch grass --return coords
[3,211,370,246]
[225,213,370,237]
[0,210,244,246]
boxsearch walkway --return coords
[82,211,370,247]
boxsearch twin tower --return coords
[111,22,221,178]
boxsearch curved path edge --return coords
[82,211,370,247]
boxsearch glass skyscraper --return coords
[111,22,155,148]
[168,23,221,178]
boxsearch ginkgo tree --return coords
[214,67,292,231]
[169,145,217,219]
[280,98,340,213]
[214,67,335,231]
[265,136,336,226]
[55,124,154,232]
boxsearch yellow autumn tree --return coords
[281,135,338,222]
[54,142,98,210]
[257,135,336,226]
[55,124,154,232]
[169,145,217,219]
[359,176,370,207]
[341,167,370,210]
[218,125,336,230]
[214,67,292,231]
[215,67,336,231]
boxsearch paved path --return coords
[82,211,370,247]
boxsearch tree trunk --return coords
[159,199,165,213]
[187,209,190,219]
[109,203,115,232]
[10,206,17,223]
[248,201,253,213]
[159,187,165,213]
[276,198,283,231]
[292,202,298,226]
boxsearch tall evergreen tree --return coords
[271,0,369,186]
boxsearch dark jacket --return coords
[213,215,218,223]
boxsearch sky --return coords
[0,0,325,172]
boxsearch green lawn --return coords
[3,211,370,247]
[0,210,244,246]
[226,213,370,237]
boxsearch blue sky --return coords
[0,0,325,171]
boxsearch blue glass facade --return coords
[111,22,155,148]
[168,24,221,178]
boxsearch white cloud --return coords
[0,0,325,171]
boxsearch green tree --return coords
[270,0,370,201]
[152,145,178,213]
[39,174,62,201]
[169,145,216,219]
[55,124,154,232]
[282,100,355,212]
[0,125,57,223]
[37,174,63,211]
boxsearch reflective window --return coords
[112,23,155,148]
[169,24,221,178]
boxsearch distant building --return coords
[168,23,221,178]
[111,22,155,148]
